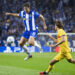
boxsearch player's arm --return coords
[5,12,19,17]
[50,35,65,47]
[48,33,57,43]
[39,15,47,30]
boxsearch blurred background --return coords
[0,1,75,75]
[0,0,75,48]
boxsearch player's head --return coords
[55,20,63,31]
[23,2,30,13]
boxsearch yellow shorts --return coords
[54,52,72,61]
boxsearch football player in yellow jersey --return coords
[40,20,75,75]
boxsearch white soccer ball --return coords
[7,36,15,44]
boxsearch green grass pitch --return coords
[0,52,75,75]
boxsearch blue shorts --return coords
[22,30,38,39]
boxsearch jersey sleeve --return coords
[19,12,21,16]
[34,11,40,19]
[19,11,23,18]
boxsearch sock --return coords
[46,65,54,73]
[22,45,31,56]
[34,41,42,51]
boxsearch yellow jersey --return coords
[57,29,71,53]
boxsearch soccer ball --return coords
[7,36,15,44]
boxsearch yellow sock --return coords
[46,65,54,73]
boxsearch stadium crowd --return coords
[0,0,75,46]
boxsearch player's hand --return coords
[50,44,56,47]
[5,12,10,15]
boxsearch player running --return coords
[5,2,47,60]
[40,20,75,75]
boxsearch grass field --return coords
[0,52,75,75]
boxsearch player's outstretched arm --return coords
[48,33,57,43]
[5,12,19,17]
[50,35,65,47]
[55,35,65,46]
[39,15,47,30]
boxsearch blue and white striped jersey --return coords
[19,10,40,31]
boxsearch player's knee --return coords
[50,60,54,65]
[50,62,53,65]
[28,41,34,46]
[50,60,59,65]
[19,42,23,47]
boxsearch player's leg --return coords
[46,59,58,72]
[45,53,63,74]
[19,37,32,60]
[28,31,42,52]
[28,36,42,52]
[34,41,42,53]
[66,53,75,64]
[28,36,35,46]
[40,59,59,75]
[19,37,30,55]
[40,53,64,75]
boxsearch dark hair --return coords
[55,20,63,28]
[24,2,30,8]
